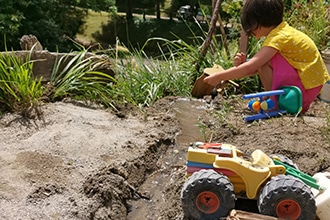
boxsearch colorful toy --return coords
[181,142,323,220]
[242,86,302,122]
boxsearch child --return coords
[203,0,329,113]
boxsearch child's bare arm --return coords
[203,47,278,87]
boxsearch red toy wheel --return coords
[196,191,220,214]
[276,199,301,219]
[181,169,235,220]
[258,175,316,220]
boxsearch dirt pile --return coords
[0,96,329,219]
[0,100,178,219]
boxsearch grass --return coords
[195,95,241,142]
[322,109,330,141]
[109,42,195,107]
[48,49,116,109]
[285,0,330,50]
[76,9,216,57]
[77,10,110,43]
[76,9,263,96]
[0,50,43,117]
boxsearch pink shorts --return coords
[271,53,322,113]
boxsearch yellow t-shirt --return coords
[263,21,329,89]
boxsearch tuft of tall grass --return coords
[49,49,116,108]
[322,109,330,141]
[285,0,330,50]
[110,43,194,107]
[0,51,43,117]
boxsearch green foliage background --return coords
[0,0,116,52]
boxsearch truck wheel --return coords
[258,175,316,220]
[181,169,235,220]
[270,154,299,170]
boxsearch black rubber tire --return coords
[270,154,299,170]
[181,169,235,220]
[258,175,316,220]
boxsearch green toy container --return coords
[278,86,302,114]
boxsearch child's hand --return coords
[234,52,246,67]
[203,73,223,87]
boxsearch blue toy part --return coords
[242,86,302,122]
[242,89,285,99]
[186,161,214,169]
[244,109,287,121]
[248,100,255,111]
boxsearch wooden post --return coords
[239,0,248,54]
[196,0,222,72]
[240,31,248,54]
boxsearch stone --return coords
[20,34,43,51]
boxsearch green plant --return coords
[195,117,209,142]
[49,49,116,108]
[221,0,243,23]
[0,50,43,117]
[322,109,330,141]
[110,43,194,107]
[195,96,240,142]
[285,0,330,50]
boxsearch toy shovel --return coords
[191,64,238,98]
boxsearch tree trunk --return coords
[156,0,160,19]
[212,0,216,11]
[126,0,133,21]
[196,0,222,72]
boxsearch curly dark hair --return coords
[241,0,284,36]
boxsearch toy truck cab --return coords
[181,142,317,220]
[185,143,286,199]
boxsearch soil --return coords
[0,95,329,220]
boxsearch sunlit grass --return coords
[77,10,110,42]
[109,42,194,107]
[285,0,330,50]
[0,50,43,117]
[48,49,116,109]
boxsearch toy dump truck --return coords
[181,142,323,220]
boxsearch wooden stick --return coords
[195,0,222,72]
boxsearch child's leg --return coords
[270,53,321,113]
[257,63,273,91]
